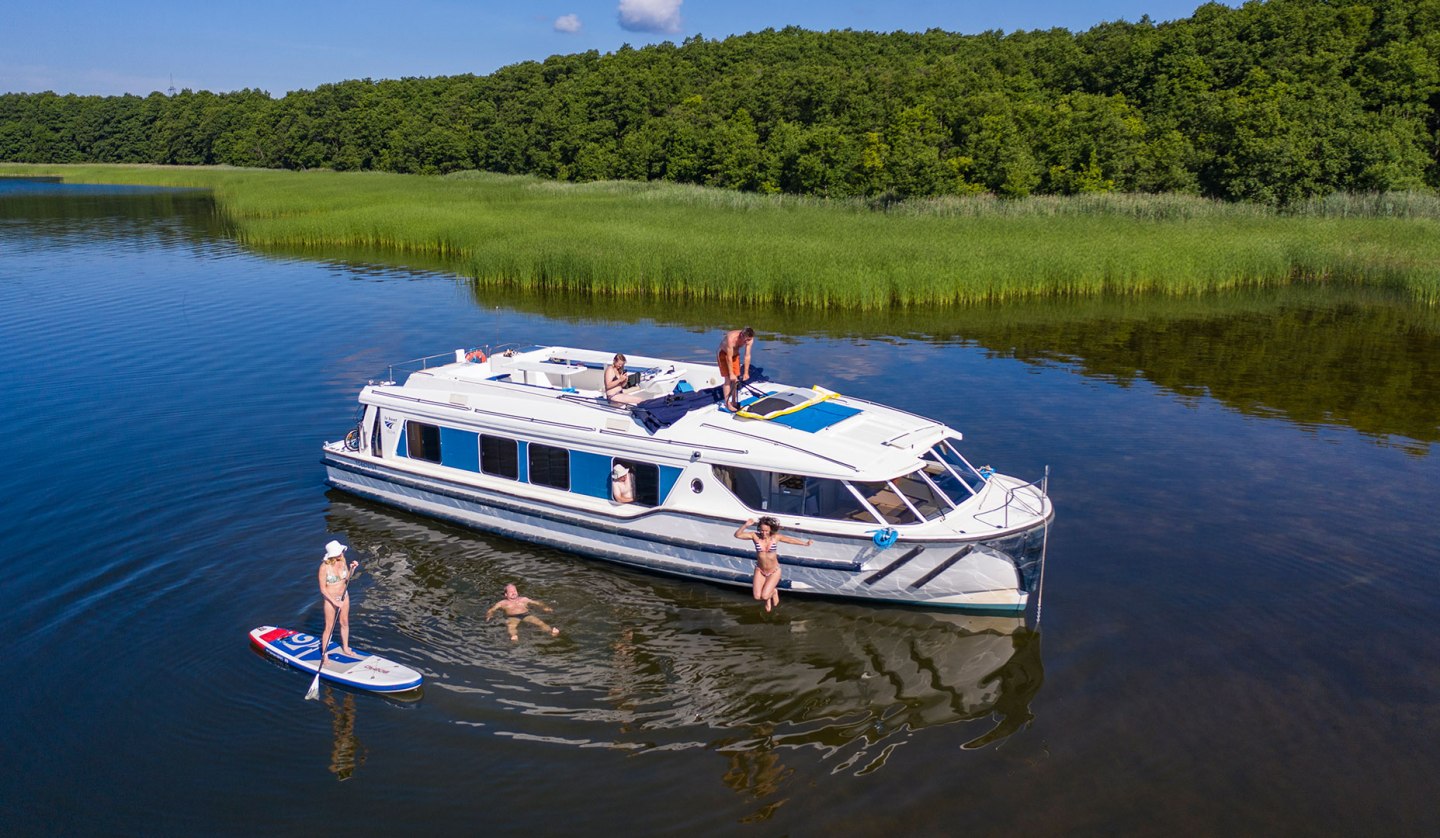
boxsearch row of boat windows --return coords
[398,419,671,506]
[711,441,985,525]
[387,415,984,526]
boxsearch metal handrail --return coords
[973,469,1050,529]
[385,351,462,383]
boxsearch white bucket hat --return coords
[611,463,629,478]
[324,540,347,559]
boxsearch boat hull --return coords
[322,449,1048,612]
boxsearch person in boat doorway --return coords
[605,353,646,405]
[734,516,812,612]
[318,540,360,656]
[611,463,636,503]
[717,326,754,411]
[486,584,561,641]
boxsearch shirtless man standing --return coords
[717,326,755,411]
[485,583,560,641]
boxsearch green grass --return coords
[4,163,1438,307]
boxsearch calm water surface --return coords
[2,183,1437,834]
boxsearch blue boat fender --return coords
[869,528,899,548]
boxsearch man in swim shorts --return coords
[485,583,560,641]
[717,326,755,411]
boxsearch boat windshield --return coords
[923,440,984,504]
[890,471,949,520]
[711,463,964,526]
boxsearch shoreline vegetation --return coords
[4,4,1438,208]
[3,163,1438,308]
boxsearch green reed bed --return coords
[4,164,1438,307]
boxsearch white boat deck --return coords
[381,345,944,481]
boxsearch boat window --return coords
[916,466,960,509]
[711,465,879,522]
[370,409,383,458]
[890,471,947,520]
[613,459,660,506]
[921,458,969,505]
[770,473,807,514]
[405,421,441,464]
[925,441,985,494]
[806,478,877,522]
[712,465,765,510]
[850,481,921,526]
[480,434,519,480]
[528,443,570,490]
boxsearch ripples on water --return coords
[326,494,1040,761]
[3,181,1438,834]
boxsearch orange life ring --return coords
[465,349,487,362]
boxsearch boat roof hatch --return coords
[734,387,862,433]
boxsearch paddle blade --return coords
[305,670,320,700]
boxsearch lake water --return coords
[2,181,1437,834]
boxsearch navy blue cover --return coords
[633,367,767,432]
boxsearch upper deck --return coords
[362,345,957,482]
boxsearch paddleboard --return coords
[249,626,423,693]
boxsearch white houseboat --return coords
[322,345,1053,612]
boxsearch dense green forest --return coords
[2,0,1438,205]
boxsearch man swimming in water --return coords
[485,583,560,641]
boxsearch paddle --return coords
[306,570,352,701]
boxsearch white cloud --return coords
[617,0,683,34]
[553,14,582,34]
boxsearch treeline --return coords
[2,0,1438,205]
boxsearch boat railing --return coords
[381,351,463,384]
[973,466,1050,529]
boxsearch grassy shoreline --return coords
[4,163,1437,307]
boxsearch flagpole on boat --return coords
[1034,465,1050,627]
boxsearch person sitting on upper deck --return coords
[605,354,646,405]
[717,327,754,412]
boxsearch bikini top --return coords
[605,366,626,397]
[324,563,348,585]
[753,535,779,555]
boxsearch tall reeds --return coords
[5,164,1437,307]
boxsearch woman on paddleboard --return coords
[318,540,359,655]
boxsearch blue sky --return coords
[2,1,1220,97]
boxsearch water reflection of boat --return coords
[323,344,1052,611]
[322,495,1045,760]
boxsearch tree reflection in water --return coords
[719,724,792,823]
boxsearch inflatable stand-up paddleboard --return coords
[249,626,423,693]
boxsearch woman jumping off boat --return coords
[734,517,811,612]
